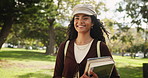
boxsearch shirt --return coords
[74,39,94,63]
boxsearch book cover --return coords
[84,56,114,78]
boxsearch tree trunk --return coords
[144,49,148,58]
[143,63,148,78]
[0,15,13,49]
[144,27,147,58]
[45,18,55,55]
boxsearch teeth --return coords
[77,26,85,27]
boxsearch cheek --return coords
[86,21,93,26]
[74,21,76,25]
[74,22,77,29]
[74,22,76,27]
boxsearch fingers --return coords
[81,71,98,78]
[90,71,98,78]
[80,72,89,78]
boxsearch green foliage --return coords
[121,35,134,43]
[113,0,147,53]
[0,0,41,20]
[102,18,115,28]
[109,21,145,53]
[125,42,148,53]
[136,27,145,32]
[116,4,124,12]
[111,23,132,43]
[55,25,67,46]
[116,0,147,30]
[0,0,43,49]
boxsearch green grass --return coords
[0,48,55,78]
[113,56,148,78]
[0,48,148,78]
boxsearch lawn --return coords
[113,55,148,78]
[0,48,148,78]
[0,48,55,78]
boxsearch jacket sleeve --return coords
[53,42,66,78]
[100,42,120,78]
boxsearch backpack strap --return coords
[64,40,101,57]
[97,41,101,57]
[64,40,70,57]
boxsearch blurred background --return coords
[0,0,147,78]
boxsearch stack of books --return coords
[84,56,115,78]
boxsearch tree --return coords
[116,0,147,43]
[111,0,148,55]
[1,0,108,55]
[0,0,41,49]
[55,25,67,47]
[110,22,146,53]
[54,25,67,53]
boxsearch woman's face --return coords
[74,14,93,33]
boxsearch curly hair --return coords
[67,15,109,43]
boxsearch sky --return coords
[96,0,123,20]
[96,0,147,28]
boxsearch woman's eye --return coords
[83,18,88,20]
[74,18,79,20]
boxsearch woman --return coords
[53,4,120,78]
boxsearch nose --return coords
[77,18,84,25]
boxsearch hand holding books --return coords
[80,71,98,78]
[84,56,114,78]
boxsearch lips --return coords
[76,25,86,27]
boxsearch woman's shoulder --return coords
[94,39,106,45]
[94,39,108,48]
[59,40,68,47]
[96,40,111,56]
[100,41,107,46]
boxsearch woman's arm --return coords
[53,42,66,78]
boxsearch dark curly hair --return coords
[67,15,109,43]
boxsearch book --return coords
[84,56,115,78]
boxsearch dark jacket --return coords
[53,39,120,78]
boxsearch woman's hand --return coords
[80,71,98,78]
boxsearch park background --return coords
[0,0,148,78]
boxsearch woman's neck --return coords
[75,33,93,45]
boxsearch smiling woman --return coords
[53,4,120,78]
